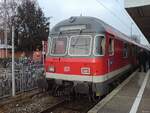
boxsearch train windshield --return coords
[50,37,68,56]
[69,35,92,56]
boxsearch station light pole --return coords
[131,22,133,40]
[49,16,53,33]
[11,0,17,97]
[42,41,45,65]
[12,25,15,96]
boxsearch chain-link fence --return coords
[0,58,43,99]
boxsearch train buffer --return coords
[88,70,150,113]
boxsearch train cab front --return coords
[45,16,108,97]
[45,35,95,83]
[45,34,108,94]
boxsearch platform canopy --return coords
[125,0,150,43]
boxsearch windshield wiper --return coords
[71,44,88,47]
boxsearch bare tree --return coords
[0,0,38,44]
[0,0,24,44]
[0,0,36,26]
[0,0,18,27]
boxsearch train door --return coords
[131,45,138,66]
[130,45,135,66]
[107,35,115,73]
[122,42,129,65]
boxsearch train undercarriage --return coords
[46,68,132,101]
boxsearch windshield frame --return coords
[68,35,92,56]
[49,36,68,56]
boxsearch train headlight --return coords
[81,67,90,75]
[48,66,55,72]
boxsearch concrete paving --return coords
[88,70,150,113]
[137,72,150,113]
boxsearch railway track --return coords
[0,88,40,107]
[40,98,96,113]
[0,89,63,113]
[40,100,66,113]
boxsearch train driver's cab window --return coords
[50,37,68,56]
[108,38,114,56]
[123,42,128,58]
[94,35,105,56]
[69,35,92,56]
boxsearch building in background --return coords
[0,28,11,58]
[0,29,4,44]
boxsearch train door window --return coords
[94,35,105,56]
[108,38,114,56]
[123,42,128,58]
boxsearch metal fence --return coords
[0,58,43,99]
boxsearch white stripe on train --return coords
[46,64,131,83]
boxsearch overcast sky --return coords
[37,0,124,27]
[37,0,149,45]
[37,0,105,28]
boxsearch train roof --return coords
[51,16,106,33]
[51,16,150,51]
[51,16,133,42]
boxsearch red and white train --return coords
[45,16,145,97]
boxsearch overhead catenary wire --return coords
[95,0,131,31]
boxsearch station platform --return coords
[88,70,150,113]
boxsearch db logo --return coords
[64,66,70,72]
